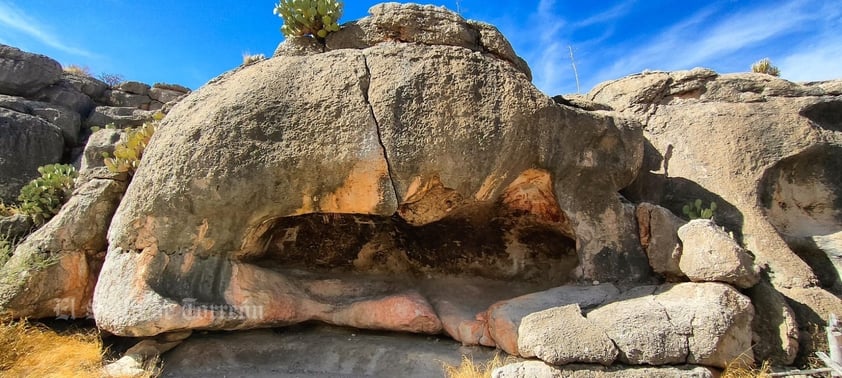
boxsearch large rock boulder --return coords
[94,4,646,337]
[0,44,62,97]
[587,282,754,368]
[0,176,127,318]
[0,108,65,203]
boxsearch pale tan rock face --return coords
[94,4,647,337]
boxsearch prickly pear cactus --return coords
[273,0,343,39]
[682,199,717,220]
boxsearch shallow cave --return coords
[242,203,578,286]
[760,145,842,292]
[236,169,580,286]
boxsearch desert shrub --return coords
[682,199,717,220]
[273,0,343,39]
[242,52,266,66]
[97,72,125,87]
[17,164,77,226]
[443,353,513,378]
[751,58,781,76]
[63,64,91,77]
[103,121,156,175]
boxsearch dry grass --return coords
[443,353,513,378]
[721,358,772,378]
[241,52,266,66]
[0,319,104,377]
[63,64,92,77]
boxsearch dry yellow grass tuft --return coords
[0,319,104,377]
[444,353,513,378]
[721,357,772,378]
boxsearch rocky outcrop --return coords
[590,68,842,360]
[0,43,190,204]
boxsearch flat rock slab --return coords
[161,325,499,378]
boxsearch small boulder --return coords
[33,80,95,116]
[85,106,155,128]
[117,81,151,96]
[0,177,128,318]
[485,284,619,355]
[152,82,190,94]
[745,280,799,365]
[518,304,618,365]
[148,87,184,104]
[105,89,152,109]
[636,202,686,278]
[0,44,62,97]
[63,72,109,101]
[678,219,760,288]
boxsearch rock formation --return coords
[0,2,840,376]
[0,44,189,203]
[589,68,842,364]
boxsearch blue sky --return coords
[0,0,840,95]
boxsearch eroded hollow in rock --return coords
[241,170,579,285]
[800,100,842,132]
[760,145,842,291]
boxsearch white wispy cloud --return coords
[589,0,838,88]
[571,0,636,29]
[779,36,842,82]
[0,0,95,57]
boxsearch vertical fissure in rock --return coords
[360,53,401,205]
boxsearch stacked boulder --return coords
[0,43,189,205]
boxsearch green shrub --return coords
[103,122,156,175]
[682,199,717,220]
[751,58,780,76]
[273,0,343,39]
[17,164,77,226]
